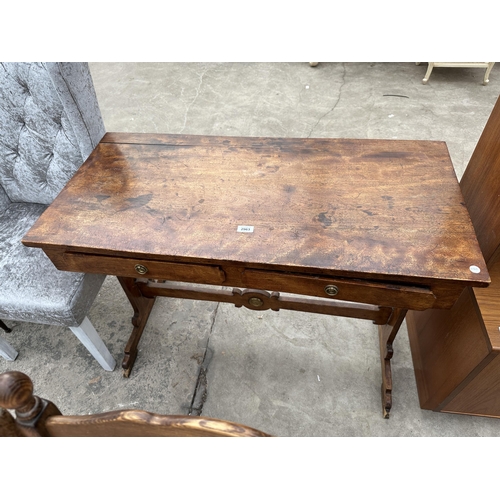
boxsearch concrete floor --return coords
[2,62,500,436]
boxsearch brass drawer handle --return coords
[324,285,339,296]
[135,264,149,275]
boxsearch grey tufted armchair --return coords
[0,62,115,370]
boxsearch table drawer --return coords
[242,269,436,310]
[54,251,226,285]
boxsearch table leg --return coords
[378,308,408,418]
[117,277,156,378]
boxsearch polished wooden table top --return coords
[24,132,489,290]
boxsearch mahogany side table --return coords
[22,133,489,418]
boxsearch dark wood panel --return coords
[407,97,500,417]
[441,354,500,417]
[51,251,226,285]
[406,288,491,410]
[242,269,436,310]
[473,257,500,348]
[460,96,500,264]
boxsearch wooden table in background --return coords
[23,133,489,418]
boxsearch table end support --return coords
[378,308,407,418]
[117,277,156,378]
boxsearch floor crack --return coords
[179,66,209,133]
[187,302,219,415]
[307,62,347,138]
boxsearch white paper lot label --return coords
[237,225,254,233]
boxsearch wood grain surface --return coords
[23,133,488,289]
[407,288,490,410]
[460,96,500,264]
[46,411,271,437]
[406,97,500,417]
[472,257,500,349]
[0,371,269,436]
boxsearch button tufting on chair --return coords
[0,62,115,370]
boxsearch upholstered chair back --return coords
[0,62,105,205]
[0,186,9,214]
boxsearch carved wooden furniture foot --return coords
[117,277,156,377]
[379,308,408,418]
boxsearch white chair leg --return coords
[423,62,434,84]
[69,316,116,371]
[483,62,495,85]
[0,336,18,361]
